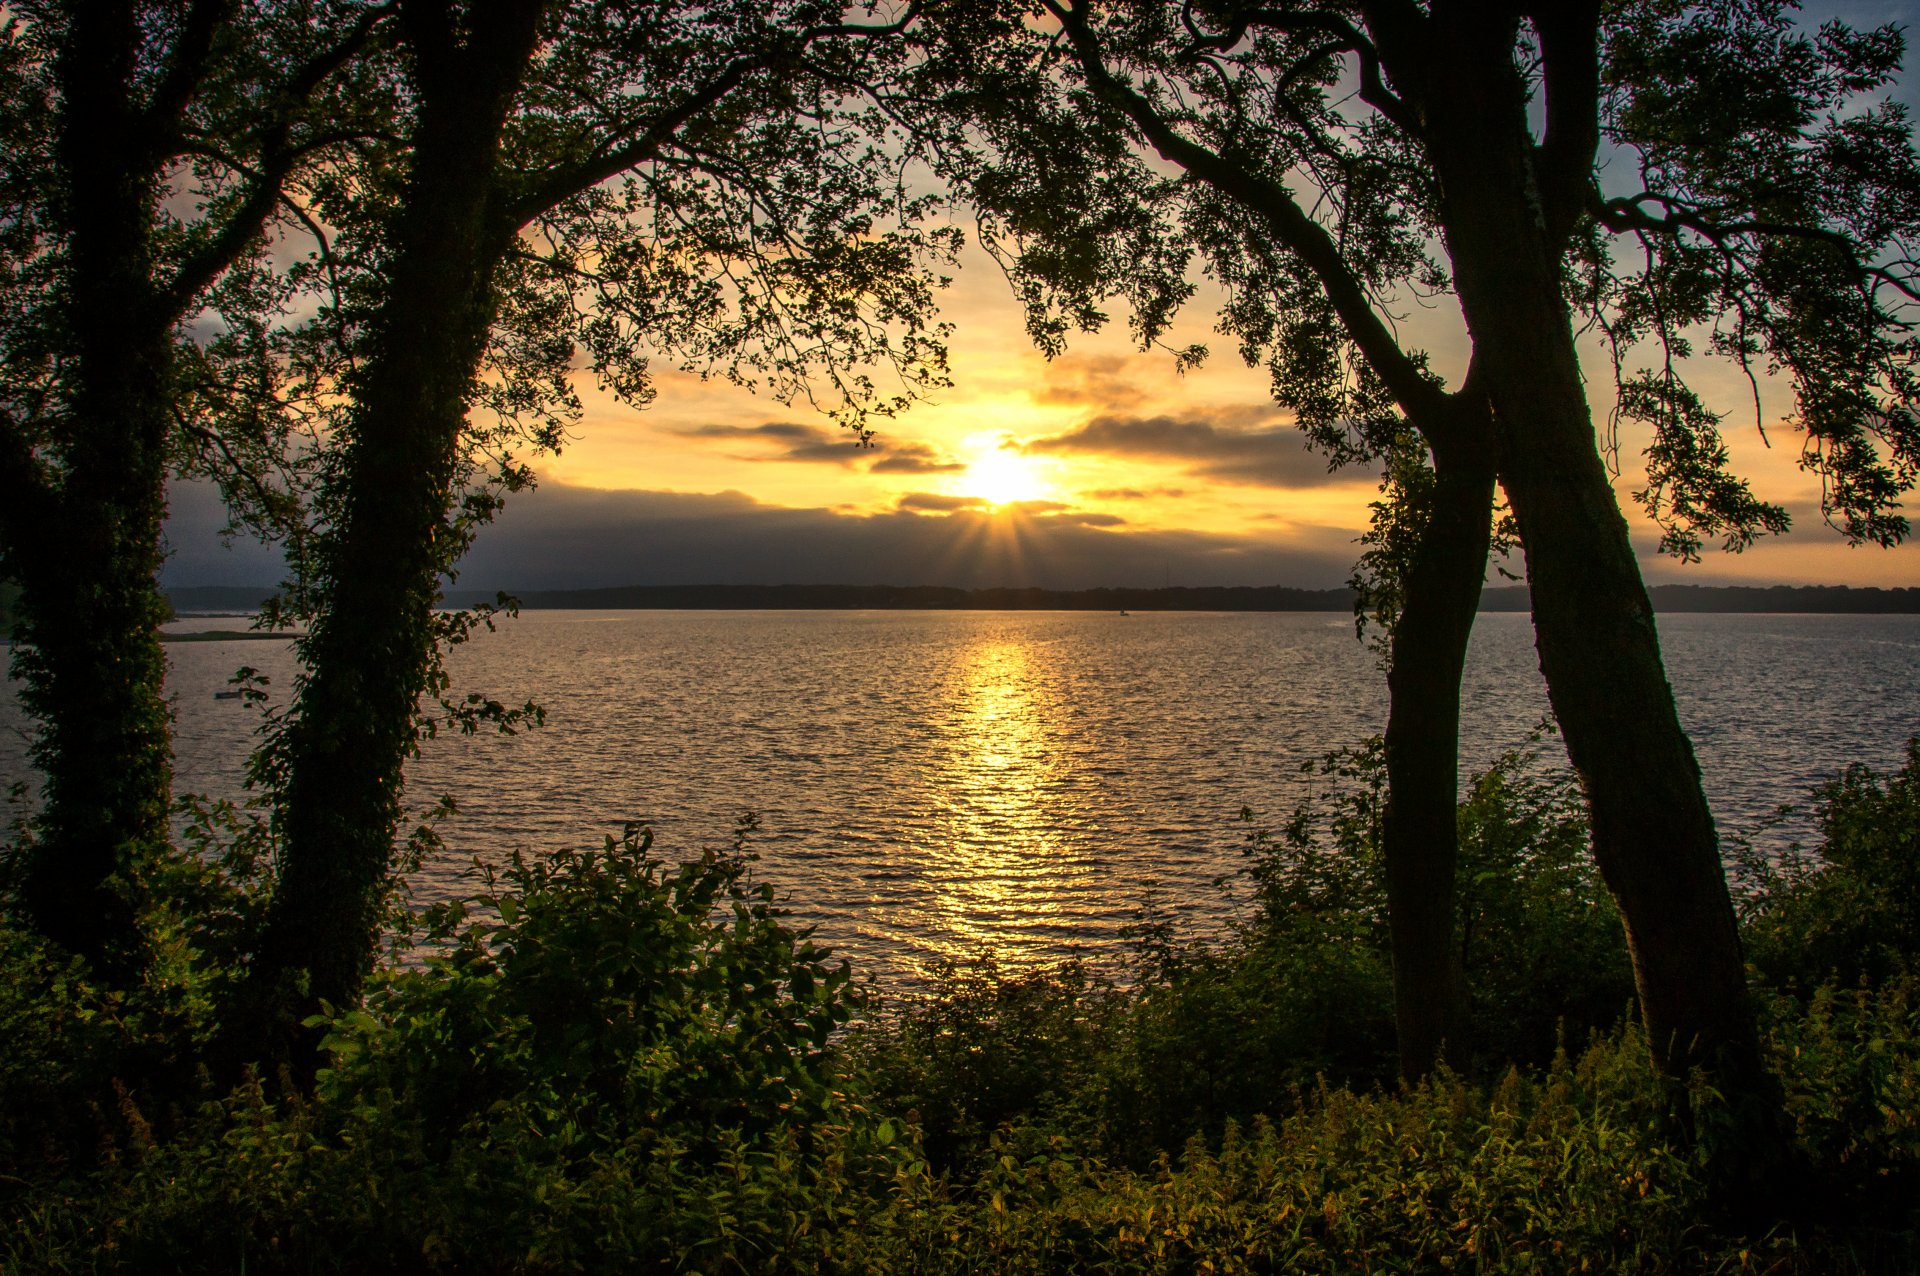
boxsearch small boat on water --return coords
[213,690,244,700]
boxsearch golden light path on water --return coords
[921,636,1079,962]
[4,610,1917,990]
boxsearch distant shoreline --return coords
[160,582,1920,615]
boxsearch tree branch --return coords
[1051,0,1452,430]
[1594,192,1920,305]
[505,55,762,227]
[1529,2,1601,250]
[155,6,397,317]
[139,0,234,151]
[1178,2,1420,136]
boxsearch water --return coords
[4,610,1917,986]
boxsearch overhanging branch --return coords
[1050,0,1452,431]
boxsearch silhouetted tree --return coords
[244,0,957,1039]
[918,0,1920,1172]
[0,0,385,981]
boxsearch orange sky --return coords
[527,236,1918,591]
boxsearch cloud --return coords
[898,492,986,512]
[1024,414,1352,488]
[1082,486,1188,501]
[895,494,1123,526]
[675,421,866,465]
[675,420,964,473]
[432,481,1363,590]
[1032,353,1151,411]
[867,439,967,474]
[158,478,289,587]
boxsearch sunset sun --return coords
[959,440,1049,506]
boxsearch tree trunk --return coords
[249,3,543,1027]
[11,6,176,983]
[1417,14,1779,1149]
[1379,440,1495,1080]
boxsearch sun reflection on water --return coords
[916,634,1108,967]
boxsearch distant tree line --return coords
[157,582,1920,615]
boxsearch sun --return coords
[959,438,1050,506]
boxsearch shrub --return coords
[1740,739,1920,990]
[854,735,1631,1172]
[1242,734,1632,1074]
[5,825,907,1272]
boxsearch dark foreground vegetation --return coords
[5,740,1917,1273]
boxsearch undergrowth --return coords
[2,743,1917,1272]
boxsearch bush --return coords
[5,826,907,1272]
[1740,739,1920,989]
[854,736,1632,1172]
[839,1030,1768,1275]
[13,744,1920,1271]
[849,954,1121,1172]
[1241,734,1632,1074]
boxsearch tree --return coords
[912,0,1503,1080]
[244,0,957,1036]
[0,0,384,981]
[922,0,1920,1153]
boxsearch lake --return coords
[4,610,1917,986]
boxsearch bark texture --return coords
[250,0,545,1021]
[11,5,179,980]
[1054,5,1503,1085]
[1379,440,1495,1079]
[1412,7,1774,1127]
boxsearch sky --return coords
[162,3,1920,594]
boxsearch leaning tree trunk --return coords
[1418,20,1781,1162]
[1378,436,1496,1081]
[249,4,544,1033]
[12,8,178,983]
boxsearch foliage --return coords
[925,0,1920,559]
[4,825,906,1272]
[853,736,1632,1173]
[846,1033,1729,1276]
[1737,739,1920,990]
[1247,734,1633,1073]
[851,954,1123,1173]
[0,0,388,978]
[8,753,1920,1271]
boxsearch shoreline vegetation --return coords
[3,0,1917,1266]
[158,581,1920,616]
[5,739,1918,1272]
[156,630,301,643]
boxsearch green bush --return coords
[854,736,1630,1172]
[1740,739,1920,990]
[1450,751,1636,1066]
[849,954,1121,1172]
[12,744,1920,1272]
[4,826,908,1272]
[1240,734,1632,1074]
[838,1030,1766,1275]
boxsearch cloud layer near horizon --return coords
[159,477,1362,591]
[448,483,1361,590]
[1024,413,1347,489]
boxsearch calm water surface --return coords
[4,610,1916,985]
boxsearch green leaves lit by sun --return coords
[958,435,1050,507]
